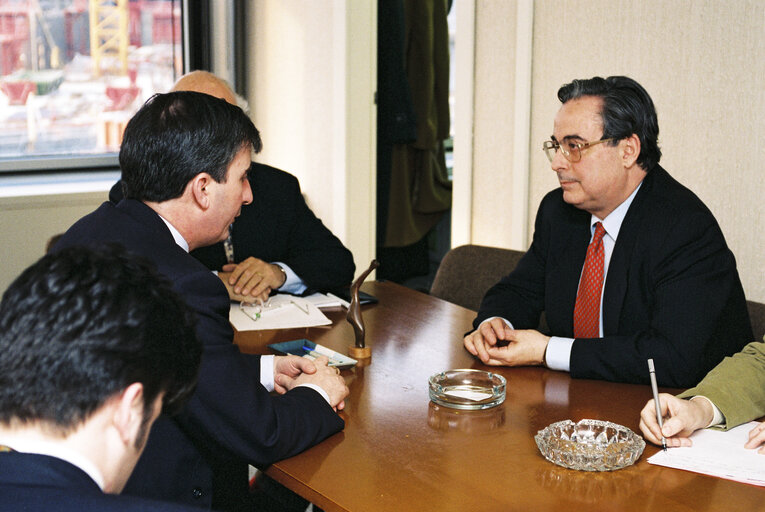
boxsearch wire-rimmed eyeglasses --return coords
[238,298,310,322]
[542,138,615,163]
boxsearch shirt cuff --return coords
[273,262,307,295]
[478,316,513,329]
[296,383,331,405]
[690,395,725,428]
[260,355,275,391]
[544,337,574,372]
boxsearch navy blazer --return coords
[0,452,199,511]
[54,200,345,510]
[475,166,752,387]
[110,162,356,294]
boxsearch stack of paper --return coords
[648,421,765,486]
[229,295,332,331]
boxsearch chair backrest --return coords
[747,300,765,343]
[430,244,525,311]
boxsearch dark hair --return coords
[557,76,661,171]
[0,245,201,432]
[119,91,262,201]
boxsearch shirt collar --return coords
[0,437,105,490]
[590,181,643,240]
[156,214,189,253]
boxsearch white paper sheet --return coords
[229,295,332,331]
[302,292,344,309]
[648,421,765,486]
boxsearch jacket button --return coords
[192,487,203,499]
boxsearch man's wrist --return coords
[273,264,287,288]
[689,395,722,428]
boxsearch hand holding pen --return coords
[638,391,716,448]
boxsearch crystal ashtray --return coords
[428,369,506,410]
[535,419,645,471]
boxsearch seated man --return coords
[0,245,202,511]
[463,76,751,387]
[109,70,356,302]
[640,337,765,453]
[55,91,349,510]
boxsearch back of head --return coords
[0,245,201,433]
[557,76,661,171]
[119,91,262,202]
[172,70,248,109]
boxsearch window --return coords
[0,0,183,173]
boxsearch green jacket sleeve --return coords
[678,337,765,430]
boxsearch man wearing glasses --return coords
[463,76,752,387]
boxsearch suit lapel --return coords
[548,205,591,334]
[602,170,657,334]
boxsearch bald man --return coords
[110,71,356,302]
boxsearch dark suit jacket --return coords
[109,162,356,293]
[475,166,752,387]
[54,200,345,510]
[0,452,199,511]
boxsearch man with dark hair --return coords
[0,245,202,511]
[54,91,349,510]
[110,71,356,302]
[464,76,751,387]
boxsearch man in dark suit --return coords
[109,70,356,302]
[55,92,349,510]
[463,76,751,387]
[0,245,202,511]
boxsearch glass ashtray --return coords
[535,419,645,472]
[428,369,506,410]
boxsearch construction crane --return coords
[88,0,128,77]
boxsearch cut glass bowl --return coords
[535,419,645,471]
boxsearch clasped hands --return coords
[219,257,287,304]
[639,393,765,453]
[463,317,550,366]
[273,354,349,412]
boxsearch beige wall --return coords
[0,192,106,292]
[470,0,765,302]
[245,0,377,278]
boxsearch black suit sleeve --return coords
[473,193,561,330]
[274,176,356,293]
[174,271,345,466]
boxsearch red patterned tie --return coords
[573,222,607,338]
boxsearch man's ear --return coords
[621,134,641,168]
[111,382,145,446]
[190,173,213,210]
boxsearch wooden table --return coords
[234,282,764,512]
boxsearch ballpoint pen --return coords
[647,358,667,451]
[303,345,342,367]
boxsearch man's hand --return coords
[275,356,349,411]
[745,422,765,454]
[464,319,549,366]
[272,355,316,394]
[220,257,286,303]
[463,318,510,363]
[639,394,714,447]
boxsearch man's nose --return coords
[242,178,253,205]
[550,148,569,173]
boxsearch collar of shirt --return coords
[156,214,190,253]
[0,437,106,490]
[590,180,643,243]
